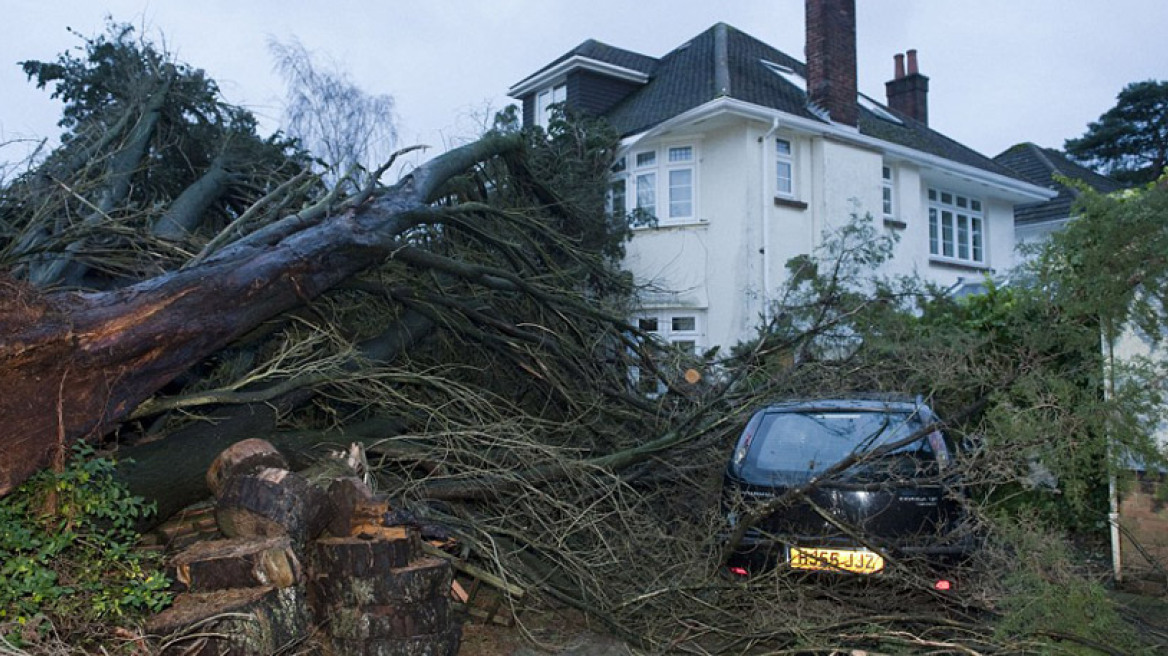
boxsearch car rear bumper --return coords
[726,530,977,575]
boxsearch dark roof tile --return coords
[519,24,1030,183]
[513,39,657,90]
[993,143,1123,224]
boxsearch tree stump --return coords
[147,585,308,656]
[170,536,301,592]
[310,532,458,655]
[323,601,453,641]
[309,556,451,607]
[215,467,328,546]
[206,438,289,498]
[324,629,462,656]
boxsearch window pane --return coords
[956,196,968,209]
[928,189,937,201]
[611,157,626,173]
[552,84,566,103]
[671,340,697,355]
[668,146,693,162]
[537,90,551,126]
[942,210,954,257]
[971,199,982,212]
[636,151,656,167]
[671,316,696,332]
[941,192,953,205]
[957,214,969,259]
[668,168,693,217]
[929,208,938,254]
[636,173,656,214]
[609,179,626,216]
[883,186,893,216]
[972,218,984,261]
[882,165,892,181]
[638,317,659,332]
[776,162,792,195]
[776,139,791,155]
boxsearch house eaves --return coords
[620,96,1055,203]
[508,55,650,98]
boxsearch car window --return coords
[739,410,937,484]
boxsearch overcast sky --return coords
[3,1,1166,172]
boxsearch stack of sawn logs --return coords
[146,438,460,655]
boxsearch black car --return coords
[723,398,972,577]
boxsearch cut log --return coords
[206,439,288,498]
[323,628,462,656]
[312,532,422,579]
[170,536,301,592]
[147,585,308,656]
[215,467,329,546]
[310,556,451,607]
[321,598,451,640]
[327,476,392,537]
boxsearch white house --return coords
[509,0,1053,354]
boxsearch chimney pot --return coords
[885,48,929,125]
[894,53,905,80]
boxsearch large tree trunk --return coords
[0,134,520,495]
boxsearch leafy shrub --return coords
[0,444,171,639]
[991,518,1149,654]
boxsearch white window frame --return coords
[882,164,895,218]
[607,156,627,217]
[636,310,705,354]
[665,145,695,221]
[535,83,566,129]
[633,150,657,218]
[928,187,985,265]
[776,138,795,198]
[630,310,707,396]
[615,143,700,226]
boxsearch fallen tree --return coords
[0,134,519,494]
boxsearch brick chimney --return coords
[805,0,858,126]
[885,49,929,125]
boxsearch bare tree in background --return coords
[269,37,398,188]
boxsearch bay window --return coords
[615,144,699,225]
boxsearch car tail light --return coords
[729,566,749,578]
[934,579,952,591]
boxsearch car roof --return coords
[757,398,929,414]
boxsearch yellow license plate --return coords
[789,547,884,574]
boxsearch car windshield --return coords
[740,410,939,485]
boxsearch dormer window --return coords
[536,83,567,128]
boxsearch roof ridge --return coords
[714,23,731,97]
[1032,145,1081,198]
